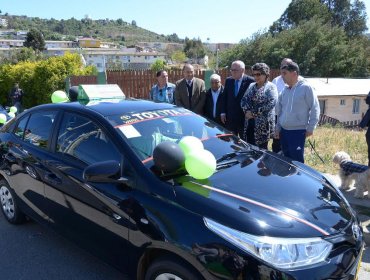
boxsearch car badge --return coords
[120,115,131,120]
[352,223,361,241]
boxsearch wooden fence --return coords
[70,69,280,99]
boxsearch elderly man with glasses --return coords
[220,60,254,139]
[275,61,320,163]
[149,70,175,104]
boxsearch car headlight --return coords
[204,218,333,269]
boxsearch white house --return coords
[306,78,370,124]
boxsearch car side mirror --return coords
[83,160,123,183]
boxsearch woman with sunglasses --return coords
[241,63,278,149]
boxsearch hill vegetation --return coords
[1,14,183,45]
[220,0,370,77]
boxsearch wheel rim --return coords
[154,273,183,280]
[0,186,15,219]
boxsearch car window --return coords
[13,115,29,139]
[23,111,57,149]
[57,112,120,165]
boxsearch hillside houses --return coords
[0,37,166,70]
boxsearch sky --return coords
[2,0,370,43]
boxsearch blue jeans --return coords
[280,128,306,163]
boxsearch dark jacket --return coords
[221,75,254,134]
[203,86,224,125]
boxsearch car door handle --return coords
[44,174,62,185]
[4,153,16,163]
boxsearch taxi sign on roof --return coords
[78,84,125,101]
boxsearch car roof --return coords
[28,99,177,117]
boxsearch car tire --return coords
[0,179,26,224]
[145,256,202,280]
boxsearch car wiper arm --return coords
[216,149,250,163]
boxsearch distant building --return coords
[0,18,8,27]
[78,38,101,48]
[306,78,370,124]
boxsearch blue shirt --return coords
[149,83,176,103]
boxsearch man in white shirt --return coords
[271,58,293,153]
[203,74,224,125]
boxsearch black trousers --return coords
[366,130,370,166]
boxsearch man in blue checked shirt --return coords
[149,70,175,104]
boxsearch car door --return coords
[43,111,131,270]
[4,110,58,223]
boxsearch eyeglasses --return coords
[230,69,240,72]
[211,80,220,84]
[252,73,263,77]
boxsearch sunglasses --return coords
[252,73,263,77]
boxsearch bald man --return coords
[174,64,206,115]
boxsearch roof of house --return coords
[305,78,369,97]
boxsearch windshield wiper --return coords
[216,149,250,163]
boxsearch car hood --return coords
[173,150,353,238]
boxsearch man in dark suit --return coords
[203,74,224,125]
[175,64,206,115]
[221,60,254,139]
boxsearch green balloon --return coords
[8,112,15,118]
[178,136,204,157]
[185,150,216,179]
[51,90,68,103]
[0,113,7,124]
[9,106,17,113]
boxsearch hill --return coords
[0,14,183,45]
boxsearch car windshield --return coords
[108,108,249,163]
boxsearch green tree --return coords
[270,0,331,33]
[220,18,369,77]
[272,0,368,36]
[171,51,186,64]
[150,59,167,72]
[183,38,206,61]
[24,28,45,52]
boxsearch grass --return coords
[303,125,367,174]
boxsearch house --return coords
[306,78,370,124]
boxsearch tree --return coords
[345,0,368,36]
[150,59,167,72]
[131,20,137,27]
[24,28,45,52]
[183,38,206,61]
[171,51,186,64]
[271,0,368,36]
[220,18,369,77]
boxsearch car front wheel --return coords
[145,257,202,280]
[0,179,26,224]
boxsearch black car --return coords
[0,99,364,280]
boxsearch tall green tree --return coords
[24,28,46,52]
[183,38,206,60]
[220,18,369,77]
[270,0,368,36]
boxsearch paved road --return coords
[0,216,128,279]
